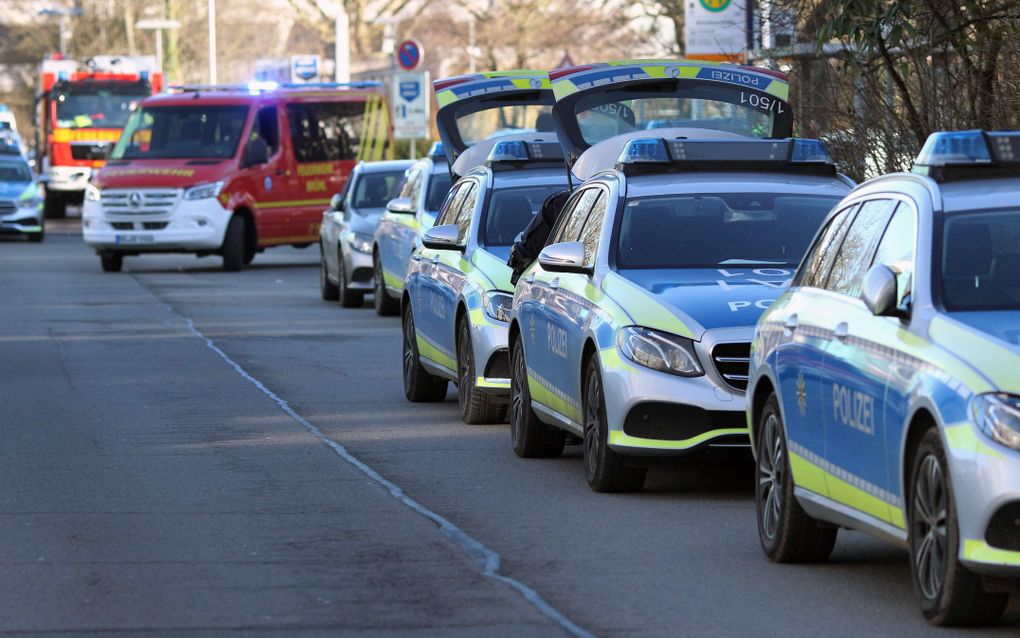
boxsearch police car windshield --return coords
[0,160,31,182]
[425,172,453,213]
[352,171,405,210]
[112,105,249,160]
[941,209,1020,311]
[481,184,564,247]
[456,105,554,146]
[616,193,839,269]
[576,97,775,146]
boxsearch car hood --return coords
[0,180,32,199]
[930,312,1020,394]
[473,247,513,292]
[348,208,384,234]
[92,158,235,190]
[607,267,793,339]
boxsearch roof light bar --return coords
[485,139,564,167]
[489,140,529,163]
[428,141,446,159]
[616,137,832,170]
[914,131,993,166]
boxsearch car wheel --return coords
[374,252,400,316]
[401,304,448,402]
[337,249,364,308]
[582,355,646,492]
[221,215,245,272]
[510,337,564,458]
[909,429,1008,626]
[755,394,837,563]
[43,190,66,219]
[99,251,123,273]
[320,243,339,301]
[456,317,506,424]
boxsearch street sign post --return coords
[392,71,430,142]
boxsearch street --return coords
[2,231,1018,637]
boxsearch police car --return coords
[400,69,566,423]
[319,159,413,307]
[0,143,44,242]
[747,130,1020,625]
[507,60,852,492]
[372,143,453,315]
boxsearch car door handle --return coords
[784,314,798,332]
[833,322,849,341]
[549,277,559,290]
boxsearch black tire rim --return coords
[758,412,784,542]
[338,254,347,297]
[913,453,948,601]
[374,254,385,306]
[583,367,601,479]
[457,321,471,412]
[510,344,525,446]
[320,249,328,293]
[402,310,416,390]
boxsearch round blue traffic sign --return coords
[396,40,423,71]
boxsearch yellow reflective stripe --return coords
[787,451,829,496]
[382,270,404,291]
[789,450,905,529]
[475,377,510,389]
[527,372,582,424]
[258,198,331,209]
[765,81,789,101]
[943,423,1005,459]
[609,428,747,451]
[357,97,375,162]
[417,334,456,371]
[368,95,383,161]
[509,78,551,89]
[963,540,1020,567]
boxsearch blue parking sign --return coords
[400,81,420,103]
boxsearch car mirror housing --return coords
[421,224,464,252]
[330,193,345,212]
[538,241,589,274]
[861,264,904,318]
[386,196,416,214]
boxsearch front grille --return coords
[623,402,745,441]
[712,342,751,391]
[142,222,168,230]
[102,189,179,216]
[111,221,168,231]
[351,267,373,283]
[484,349,511,378]
[0,201,15,215]
[70,143,110,161]
[986,502,1020,551]
[111,222,133,230]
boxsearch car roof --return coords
[355,159,415,174]
[142,86,383,108]
[621,172,852,199]
[486,166,568,189]
[938,176,1020,213]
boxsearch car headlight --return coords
[350,232,374,254]
[972,393,1020,451]
[17,195,43,209]
[617,326,703,377]
[483,291,514,323]
[84,184,101,202]
[183,180,224,200]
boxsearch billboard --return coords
[684,0,748,62]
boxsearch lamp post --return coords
[207,0,217,84]
[39,7,83,56]
[335,1,350,83]
[135,19,182,74]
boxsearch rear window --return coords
[286,101,367,163]
[481,184,564,247]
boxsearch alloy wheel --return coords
[913,454,948,601]
[758,413,784,541]
[583,370,601,478]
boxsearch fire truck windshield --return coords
[112,105,250,160]
[54,85,149,130]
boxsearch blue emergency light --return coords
[912,131,1020,180]
[428,141,445,159]
[618,138,671,164]
[615,137,834,174]
[790,139,833,164]
[489,140,530,162]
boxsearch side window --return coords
[252,106,279,156]
[285,101,365,163]
[454,182,480,243]
[553,188,599,244]
[436,183,468,226]
[870,206,916,304]
[824,199,898,297]
[799,205,858,288]
[579,192,608,266]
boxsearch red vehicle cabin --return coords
[82,83,393,272]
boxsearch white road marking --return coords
[168,306,595,638]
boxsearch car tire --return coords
[456,317,507,424]
[755,394,837,563]
[510,337,564,458]
[337,249,364,308]
[374,252,400,316]
[320,243,339,301]
[401,304,448,402]
[221,215,245,272]
[582,355,646,493]
[43,190,66,219]
[99,251,123,273]
[909,428,1009,626]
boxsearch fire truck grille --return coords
[102,189,179,216]
[70,143,111,161]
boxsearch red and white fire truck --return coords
[36,55,162,218]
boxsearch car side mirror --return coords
[421,224,464,252]
[861,264,906,318]
[330,192,345,212]
[386,196,415,214]
[243,137,268,167]
[538,241,590,274]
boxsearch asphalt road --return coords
[2,230,1018,637]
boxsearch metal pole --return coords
[59,14,68,55]
[468,17,476,74]
[207,0,217,84]
[335,1,350,83]
[155,29,163,73]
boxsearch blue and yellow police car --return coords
[747,130,1020,625]
[507,60,852,492]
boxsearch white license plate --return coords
[115,234,155,245]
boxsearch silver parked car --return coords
[319,159,414,307]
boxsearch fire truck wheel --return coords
[222,215,245,272]
[99,252,123,273]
